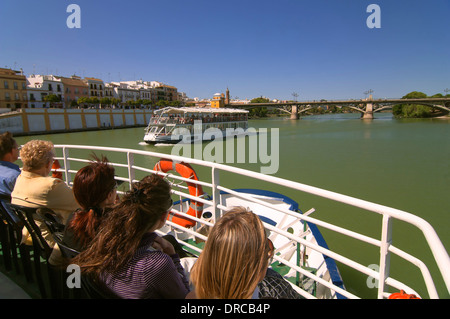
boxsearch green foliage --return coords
[393,104,434,118]
[393,91,443,118]
[402,91,427,99]
[248,97,269,117]
[250,97,270,103]
[248,107,268,117]
[43,94,61,103]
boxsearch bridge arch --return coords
[373,102,450,114]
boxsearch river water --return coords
[14,112,449,298]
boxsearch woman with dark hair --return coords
[72,174,190,299]
[63,155,117,252]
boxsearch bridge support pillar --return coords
[362,101,374,119]
[290,105,299,119]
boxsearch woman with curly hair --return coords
[11,140,80,252]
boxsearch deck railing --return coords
[53,144,450,299]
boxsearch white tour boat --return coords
[143,107,249,144]
[42,144,449,299]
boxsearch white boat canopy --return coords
[154,106,249,115]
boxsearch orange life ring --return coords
[51,159,63,179]
[153,159,203,228]
[388,290,420,299]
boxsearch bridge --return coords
[228,96,450,119]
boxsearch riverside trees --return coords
[392,91,449,118]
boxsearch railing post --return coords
[378,214,392,298]
[62,147,71,186]
[127,152,135,189]
[211,167,221,222]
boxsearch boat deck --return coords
[0,254,36,298]
[0,271,31,299]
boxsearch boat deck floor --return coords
[0,249,42,299]
[0,270,32,299]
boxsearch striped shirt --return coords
[101,232,190,299]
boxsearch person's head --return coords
[190,207,271,299]
[0,131,19,162]
[20,139,55,173]
[73,154,116,211]
[69,155,117,247]
[116,173,173,234]
[73,174,172,274]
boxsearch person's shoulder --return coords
[138,247,176,271]
[0,161,20,173]
[49,176,71,189]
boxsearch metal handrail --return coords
[53,144,450,298]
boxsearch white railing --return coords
[53,144,449,299]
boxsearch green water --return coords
[14,113,449,298]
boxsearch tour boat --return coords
[41,144,448,299]
[143,107,249,144]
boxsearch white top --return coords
[154,107,248,115]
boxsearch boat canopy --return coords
[154,106,249,115]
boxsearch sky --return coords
[0,0,449,101]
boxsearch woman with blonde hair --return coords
[11,140,80,261]
[188,207,271,299]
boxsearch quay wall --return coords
[0,108,152,136]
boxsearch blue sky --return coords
[1,0,449,100]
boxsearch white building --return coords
[110,82,140,104]
[27,74,64,108]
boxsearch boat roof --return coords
[154,106,248,115]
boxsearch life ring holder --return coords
[153,159,204,228]
[51,159,63,179]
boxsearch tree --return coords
[43,94,61,108]
[77,97,89,108]
[402,91,427,99]
[140,99,152,109]
[250,97,270,103]
[90,97,100,106]
[249,97,269,118]
[155,100,169,108]
[110,98,121,107]
[100,97,111,106]
[169,100,181,107]
[393,91,433,118]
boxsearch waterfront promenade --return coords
[0,107,152,136]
